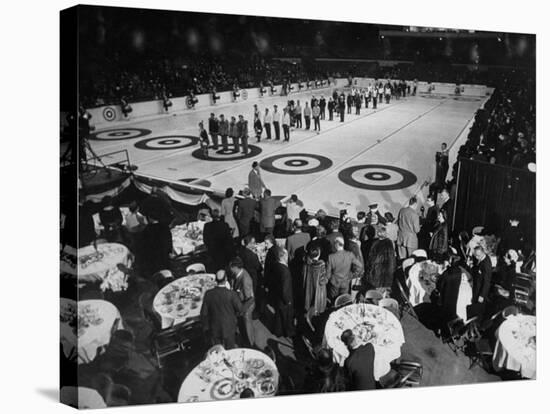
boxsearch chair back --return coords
[379,298,400,318]
[186,263,206,274]
[334,293,353,309]
[502,305,519,319]
[365,289,383,305]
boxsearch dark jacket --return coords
[200,286,242,338]
[235,197,258,234]
[139,222,173,276]
[273,262,293,308]
[429,223,448,255]
[472,255,493,303]
[344,343,376,391]
[208,117,219,134]
[203,219,234,267]
[237,246,263,287]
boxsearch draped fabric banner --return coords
[453,158,535,244]
[83,174,219,210]
[83,176,133,203]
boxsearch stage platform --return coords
[88,89,490,217]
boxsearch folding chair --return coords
[383,360,423,388]
[365,289,383,305]
[334,293,353,309]
[395,281,418,320]
[186,263,206,274]
[379,298,400,319]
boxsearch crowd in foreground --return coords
[63,170,535,405]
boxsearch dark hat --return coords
[369,203,378,210]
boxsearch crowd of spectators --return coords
[80,55,328,108]
[450,70,536,174]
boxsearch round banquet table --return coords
[177,348,279,402]
[324,303,405,380]
[60,298,123,364]
[171,222,205,256]
[60,243,133,292]
[153,273,216,329]
[60,386,107,409]
[493,314,536,379]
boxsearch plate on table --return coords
[258,378,276,396]
[210,378,235,400]
[246,358,265,370]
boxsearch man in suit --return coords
[237,114,249,155]
[439,188,453,231]
[272,105,281,140]
[397,197,421,259]
[326,220,344,253]
[230,257,256,347]
[263,235,278,307]
[341,329,376,391]
[286,219,311,262]
[238,235,263,314]
[248,161,266,200]
[307,225,332,263]
[200,270,242,349]
[259,189,281,237]
[218,114,229,151]
[208,113,219,150]
[203,209,234,272]
[263,108,272,139]
[471,246,493,306]
[326,237,363,301]
[272,247,295,338]
[235,188,258,239]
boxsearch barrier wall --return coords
[87,77,488,129]
[88,80,337,129]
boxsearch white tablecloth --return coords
[178,348,279,402]
[60,298,123,364]
[153,274,216,329]
[60,243,133,292]
[323,303,405,380]
[493,314,536,379]
[60,386,107,409]
[171,222,205,256]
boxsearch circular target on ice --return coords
[259,153,333,175]
[338,164,417,191]
[90,128,152,141]
[134,135,199,150]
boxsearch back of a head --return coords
[340,329,355,348]
[409,196,417,206]
[215,270,227,285]
[229,257,244,270]
[293,219,303,231]
[384,212,394,223]
[264,234,275,246]
[316,348,334,368]
[240,388,255,398]
[211,209,220,219]
[308,246,321,260]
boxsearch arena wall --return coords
[87,81,336,129]
[86,78,488,129]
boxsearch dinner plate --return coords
[210,378,235,400]
[246,358,265,370]
[258,379,276,396]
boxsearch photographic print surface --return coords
[60,4,536,409]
